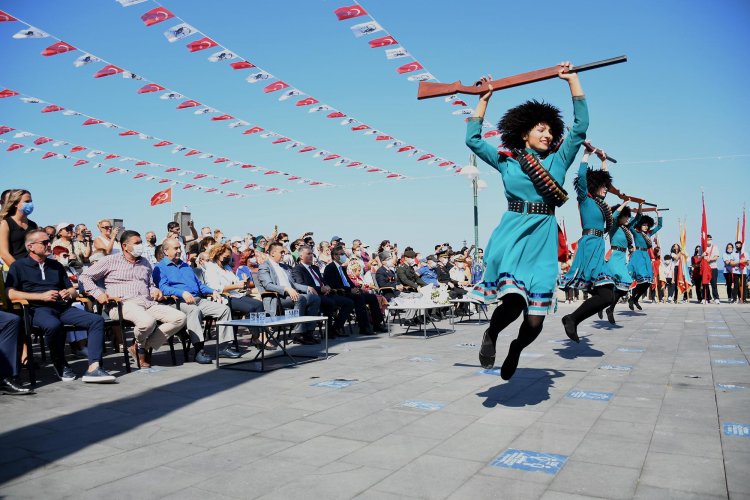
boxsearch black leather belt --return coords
[582,228,604,237]
[635,246,649,251]
[507,200,555,215]
[611,245,628,252]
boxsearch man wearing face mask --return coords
[324,245,387,335]
[81,230,187,369]
[396,249,428,292]
[703,235,721,304]
[418,255,440,285]
[436,252,468,299]
[7,229,114,383]
[153,238,239,363]
[143,231,158,266]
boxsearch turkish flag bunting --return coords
[418,154,434,161]
[0,126,15,135]
[244,184,257,189]
[205,188,217,193]
[369,36,397,48]
[93,65,123,78]
[153,140,172,147]
[135,161,149,166]
[264,170,280,175]
[288,176,300,181]
[352,124,370,131]
[211,114,233,121]
[272,138,291,144]
[439,161,453,167]
[41,105,64,113]
[396,62,424,74]
[367,168,382,173]
[164,167,179,172]
[263,81,290,93]
[241,164,255,169]
[119,130,139,136]
[133,173,147,179]
[452,100,468,106]
[6,143,23,151]
[230,61,255,70]
[347,162,362,167]
[0,10,18,22]
[298,146,316,153]
[150,187,172,205]
[182,183,195,190]
[70,145,86,152]
[42,41,76,57]
[185,150,200,156]
[42,152,57,160]
[73,159,88,166]
[186,37,218,53]
[141,7,174,26]
[243,126,264,135]
[105,154,120,160]
[323,154,340,161]
[193,174,208,179]
[219,179,233,185]
[0,89,19,98]
[33,137,53,145]
[82,118,103,126]
[158,179,170,183]
[137,83,165,94]
[213,157,229,163]
[483,130,500,138]
[387,174,401,178]
[105,167,119,174]
[326,112,346,118]
[296,97,319,107]
[397,146,415,153]
[334,5,368,20]
[177,100,201,109]
[376,135,393,141]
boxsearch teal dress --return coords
[465,96,589,315]
[559,161,614,290]
[627,214,662,283]
[607,214,635,291]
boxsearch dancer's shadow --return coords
[591,319,623,330]
[618,310,646,317]
[477,368,565,408]
[553,336,604,360]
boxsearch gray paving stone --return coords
[633,483,728,499]
[548,460,640,499]
[725,450,750,494]
[570,435,649,469]
[447,474,547,499]
[372,454,484,499]
[79,465,206,499]
[268,435,368,466]
[342,433,441,470]
[640,451,727,496]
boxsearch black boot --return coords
[479,329,497,369]
[500,340,522,380]
[562,315,580,343]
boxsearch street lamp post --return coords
[459,153,486,266]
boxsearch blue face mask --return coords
[339,254,348,264]
[20,202,34,216]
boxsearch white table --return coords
[385,304,455,339]
[215,316,328,371]
[450,298,492,324]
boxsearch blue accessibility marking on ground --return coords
[490,448,568,475]
[599,365,633,371]
[400,400,445,411]
[717,384,747,391]
[723,423,750,437]
[566,390,613,401]
[311,379,356,389]
[476,368,501,376]
[409,356,434,362]
[713,359,748,366]
[548,339,572,344]
[520,353,544,359]
[618,347,645,353]
[710,344,738,350]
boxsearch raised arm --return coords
[466,76,505,171]
[575,158,590,202]
[650,212,663,236]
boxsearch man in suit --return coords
[375,251,403,301]
[324,245,387,335]
[397,249,427,291]
[292,246,353,338]
[257,242,320,344]
[436,251,467,299]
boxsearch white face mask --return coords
[130,244,144,258]
[58,257,69,267]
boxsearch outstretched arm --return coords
[466,76,504,172]
[554,62,588,169]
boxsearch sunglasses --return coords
[101,226,113,230]
[33,239,51,246]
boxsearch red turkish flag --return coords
[263,81,290,93]
[105,154,120,160]
[42,152,57,160]
[133,173,147,179]
[272,137,290,144]
[141,7,174,26]
[241,164,256,169]
[0,10,18,22]
[93,65,123,78]
[396,62,424,74]
[70,146,86,152]
[244,184,257,189]
[193,174,208,179]
[0,89,19,98]
[347,162,362,167]
[41,105,64,113]
[483,130,500,138]
[82,118,103,126]
[186,37,218,53]
[219,179,233,185]
[243,126,264,135]
[369,36,397,48]
[211,114,233,121]
[105,167,119,174]
[153,140,172,147]
[42,41,76,57]
[418,154,434,161]
[0,126,15,135]
[6,143,23,152]
[264,170,280,176]
[34,137,53,145]
[323,154,340,161]
[137,83,165,94]
[119,130,139,136]
[367,168,382,173]
[182,183,196,190]
[352,124,370,131]
[159,179,171,184]
[177,100,200,109]
[296,97,319,107]
[135,161,149,166]
[327,112,346,118]
[150,187,172,206]
[334,5,367,20]
[164,167,179,172]
[205,188,217,193]
[397,145,414,153]
[376,135,393,141]
[214,157,229,163]
[439,161,453,167]
[452,100,467,106]
[230,61,255,70]
[73,159,88,166]
[387,174,401,179]
[185,150,200,156]
[299,146,316,153]
[288,176,300,181]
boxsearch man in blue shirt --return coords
[417,255,439,285]
[153,239,239,363]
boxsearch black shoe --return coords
[1,378,35,395]
[293,335,317,345]
[478,329,497,369]
[628,297,634,311]
[597,310,603,320]
[634,300,642,311]
[359,327,376,335]
[605,307,616,325]
[218,346,243,359]
[374,324,388,333]
[335,328,350,338]
[562,315,580,343]
[500,340,522,380]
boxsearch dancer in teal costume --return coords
[466,62,588,380]
[627,209,662,310]
[603,202,635,323]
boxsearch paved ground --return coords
[1,302,749,499]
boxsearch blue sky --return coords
[1,0,749,253]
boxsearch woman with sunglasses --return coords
[89,219,120,264]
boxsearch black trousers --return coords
[321,294,354,330]
[0,311,21,378]
[345,292,383,329]
[228,296,264,316]
[32,305,104,367]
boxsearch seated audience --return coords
[90,219,120,263]
[397,250,428,291]
[0,310,33,394]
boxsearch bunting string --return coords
[111,1,462,170]
[0,124,306,192]
[0,86,339,186]
[0,10,411,179]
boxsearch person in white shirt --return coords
[723,242,736,302]
[203,244,264,317]
[704,235,721,303]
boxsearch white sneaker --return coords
[714,299,721,304]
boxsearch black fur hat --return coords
[639,215,655,228]
[497,100,564,151]
[585,169,613,195]
[610,204,631,219]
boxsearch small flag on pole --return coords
[150,187,172,206]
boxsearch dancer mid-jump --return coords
[603,202,635,323]
[466,62,588,380]
[628,208,662,310]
